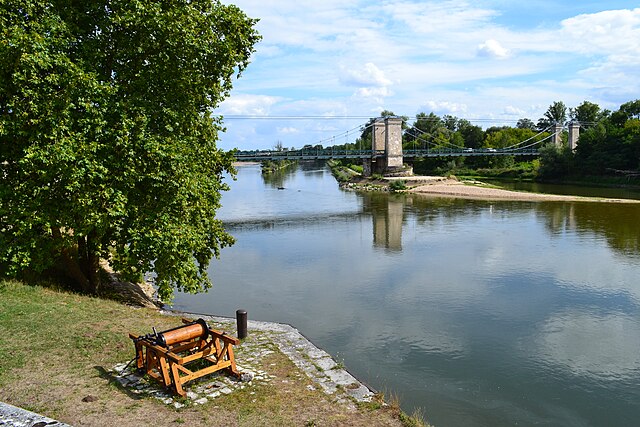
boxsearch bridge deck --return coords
[234,148,539,161]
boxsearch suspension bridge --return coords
[234,117,579,176]
[234,147,541,161]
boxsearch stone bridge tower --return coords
[552,123,580,150]
[568,122,580,151]
[363,116,407,177]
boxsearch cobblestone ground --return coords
[112,321,276,409]
[112,314,374,408]
[0,401,73,427]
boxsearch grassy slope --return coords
[0,280,422,427]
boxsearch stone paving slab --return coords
[159,311,375,404]
[111,317,276,409]
[0,401,72,427]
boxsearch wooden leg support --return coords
[225,343,240,378]
[170,362,185,396]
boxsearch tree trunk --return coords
[51,227,98,294]
[77,235,88,277]
[85,230,101,295]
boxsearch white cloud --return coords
[237,0,383,54]
[503,105,527,116]
[420,101,468,115]
[340,63,394,104]
[535,311,640,380]
[554,8,640,99]
[340,63,392,88]
[355,87,392,98]
[382,1,498,34]
[560,8,640,56]
[276,98,350,117]
[218,94,282,116]
[477,39,510,59]
[277,127,299,134]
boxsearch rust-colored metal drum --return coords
[156,318,209,347]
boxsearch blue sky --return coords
[215,1,640,150]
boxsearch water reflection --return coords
[558,203,640,256]
[174,164,640,427]
[362,191,640,265]
[535,310,640,382]
[366,193,405,251]
[260,162,298,189]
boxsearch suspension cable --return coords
[501,126,553,150]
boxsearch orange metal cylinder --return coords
[156,319,208,347]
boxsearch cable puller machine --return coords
[129,317,240,396]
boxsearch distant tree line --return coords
[534,99,640,179]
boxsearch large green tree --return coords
[570,101,603,128]
[574,100,640,174]
[537,101,567,130]
[404,112,445,148]
[619,100,640,120]
[516,118,536,130]
[456,119,484,149]
[0,0,260,300]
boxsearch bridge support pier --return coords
[371,119,387,175]
[384,117,404,169]
[370,116,409,176]
[568,122,580,151]
[362,159,372,177]
[552,124,563,147]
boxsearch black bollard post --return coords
[236,309,248,339]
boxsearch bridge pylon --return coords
[363,116,408,177]
[551,123,580,150]
[552,124,563,147]
[568,122,580,151]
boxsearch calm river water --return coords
[172,163,640,427]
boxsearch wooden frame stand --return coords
[129,318,240,396]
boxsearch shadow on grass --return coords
[94,365,147,401]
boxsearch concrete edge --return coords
[161,309,377,404]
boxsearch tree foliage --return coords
[619,100,640,120]
[537,144,571,178]
[0,0,260,300]
[457,120,484,149]
[516,118,536,130]
[537,101,567,130]
[405,112,460,149]
[484,127,541,149]
[570,101,603,128]
[574,102,640,174]
[413,112,443,135]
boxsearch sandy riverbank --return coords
[402,177,640,203]
[233,161,260,166]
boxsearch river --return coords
[172,162,640,427]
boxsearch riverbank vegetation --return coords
[261,159,298,174]
[327,159,361,182]
[0,280,427,427]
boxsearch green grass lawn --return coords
[0,280,426,427]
